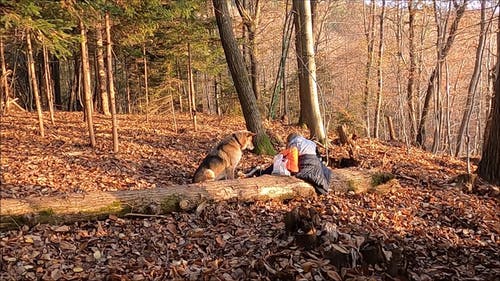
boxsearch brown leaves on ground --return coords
[1,111,499,280]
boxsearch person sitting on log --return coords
[249,133,332,194]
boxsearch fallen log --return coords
[0,169,400,230]
[330,168,400,194]
[0,175,316,230]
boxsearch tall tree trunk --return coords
[394,0,407,144]
[212,0,275,155]
[42,46,55,125]
[96,18,110,116]
[478,13,500,185]
[187,42,197,131]
[125,58,131,114]
[26,31,45,137]
[416,1,466,148]
[386,115,396,141]
[105,12,119,153]
[0,36,11,115]
[455,0,487,157]
[373,0,385,139]
[142,45,149,123]
[268,8,294,120]
[444,61,453,155]
[292,0,326,141]
[406,0,417,141]
[68,55,79,111]
[214,75,221,116]
[362,0,376,138]
[51,55,62,110]
[431,0,451,154]
[80,19,96,147]
[235,0,261,100]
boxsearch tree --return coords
[373,0,385,139]
[292,0,326,142]
[455,0,488,157]
[406,0,417,141]
[79,18,96,147]
[362,0,376,138]
[478,12,500,185]
[105,11,119,153]
[0,36,11,115]
[416,1,467,148]
[235,0,262,100]
[42,45,55,125]
[26,30,45,137]
[212,0,274,155]
[187,42,197,131]
[95,16,110,116]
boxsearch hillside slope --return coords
[1,112,498,280]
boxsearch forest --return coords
[1,0,499,280]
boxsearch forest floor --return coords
[0,111,499,281]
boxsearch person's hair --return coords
[286,133,301,144]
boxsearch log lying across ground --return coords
[0,175,316,230]
[0,169,399,230]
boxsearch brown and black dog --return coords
[193,130,256,183]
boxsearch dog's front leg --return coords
[226,166,235,180]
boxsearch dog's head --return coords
[233,130,256,151]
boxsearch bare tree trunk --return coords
[174,60,183,113]
[142,45,149,123]
[386,115,396,141]
[42,46,55,125]
[124,58,131,114]
[68,55,79,111]
[416,1,466,148]
[96,18,110,116]
[406,0,417,141]
[373,0,385,139]
[26,31,45,137]
[80,19,96,147]
[444,61,453,155]
[478,12,500,185]
[235,0,261,100]
[395,1,407,144]
[362,0,376,138]
[214,76,221,116]
[51,55,62,110]
[213,0,275,155]
[105,12,119,153]
[187,42,197,131]
[293,0,326,141]
[0,36,11,115]
[431,1,452,154]
[455,0,487,157]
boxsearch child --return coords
[285,133,332,194]
[257,133,332,194]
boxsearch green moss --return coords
[161,195,181,213]
[95,201,131,216]
[253,133,276,155]
[347,180,356,191]
[371,172,395,186]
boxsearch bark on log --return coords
[0,170,399,230]
[330,168,400,194]
[0,175,315,230]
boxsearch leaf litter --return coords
[0,111,498,280]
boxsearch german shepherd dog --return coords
[193,130,256,183]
